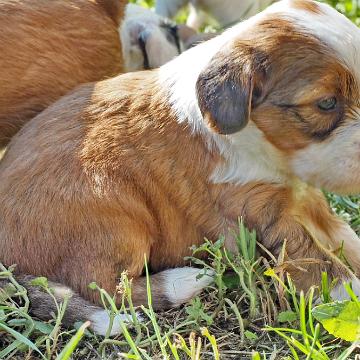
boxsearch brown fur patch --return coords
[291,0,322,14]
[0,0,126,147]
[95,0,126,25]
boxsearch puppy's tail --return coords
[1,267,214,336]
[0,275,133,336]
[96,0,127,26]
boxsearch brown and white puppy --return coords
[0,0,126,148]
[1,0,360,336]
[156,0,274,30]
[120,4,196,71]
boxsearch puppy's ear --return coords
[196,43,267,135]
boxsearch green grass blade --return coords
[299,291,310,348]
[337,341,360,360]
[321,272,331,303]
[201,327,219,360]
[166,336,180,360]
[119,321,143,360]
[0,319,34,358]
[56,321,90,360]
[0,322,46,360]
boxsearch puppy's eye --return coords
[317,97,337,111]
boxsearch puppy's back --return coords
[0,0,126,147]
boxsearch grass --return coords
[1,0,360,359]
[1,199,360,359]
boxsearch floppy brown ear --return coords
[196,43,266,135]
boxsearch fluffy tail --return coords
[0,267,214,336]
[0,275,132,336]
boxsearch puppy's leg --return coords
[263,219,360,301]
[324,220,360,275]
[131,267,214,309]
[292,192,360,276]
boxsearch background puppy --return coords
[0,0,126,148]
[156,0,274,30]
[120,4,196,71]
[1,0,360,336]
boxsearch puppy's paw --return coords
[162,267,215,307]
[330,275,360,301]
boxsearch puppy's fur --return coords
[1,0,360,335]
[0,0,126,147]
[120,4,196,71]
[156,0,274,30]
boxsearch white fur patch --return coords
[90,310,141,336]
[162,267,214,306]
[53,285,73,299]
[211,123,289,185]
[331,275,360,301]
[291,123,360,194]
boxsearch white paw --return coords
[90,310,142,336]
[330,275,360,301]
[163,267,215,307]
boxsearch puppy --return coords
[120,4,196,72]
[156,0,274,30]
[1,0,360,336]
[0,0,126,148]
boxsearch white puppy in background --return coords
[120,4,196,71]
[156,0,274,29]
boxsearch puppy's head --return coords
[195,0,360,195]
[121,4,196,71]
